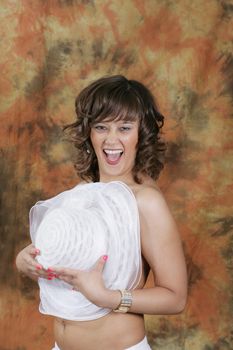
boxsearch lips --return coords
[103,149,123,165]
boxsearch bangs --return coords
[89,87,143,125]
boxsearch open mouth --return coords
[103,149,123,165]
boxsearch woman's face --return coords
[90,118,139,183]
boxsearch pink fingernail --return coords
[103,255,108,261]
[47,276,55,280]
[48,273,55,277]
[35,248,40,254]
[36,264,42,270]
[47,267,54,272]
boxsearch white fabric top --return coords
[30,181,142,321]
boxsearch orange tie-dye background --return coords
[0,1,232,349]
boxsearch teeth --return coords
[104,149,123,154]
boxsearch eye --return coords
[93,124,107,131]
[119,126,131,132]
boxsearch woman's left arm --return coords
[129,187,187,315]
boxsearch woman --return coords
[16,75,187,350]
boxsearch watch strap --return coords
[113,289,132,313]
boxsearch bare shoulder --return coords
[131,181,179,244]
[132,183,168,216]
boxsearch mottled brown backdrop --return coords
[0,1,232,349]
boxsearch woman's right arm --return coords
[15,244,48,281]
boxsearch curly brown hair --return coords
[64,75,166,183]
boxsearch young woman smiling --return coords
[90,118,139,181]
[16,75,187,350]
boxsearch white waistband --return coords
[126,336,151,350]
[52,336,151,350]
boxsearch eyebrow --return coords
[116,120,137,124]
[93,120,136,125]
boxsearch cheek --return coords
[90,133,105,157]
[90,132,99,150]
[127,134,138,149]
[90,130,95,145]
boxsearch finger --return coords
[27,244,40,256]
[36,263,43,271]
[33,266,57,279]
[28,266,41,275]
[57,274,74,284]
[47,275,57,280]
[32,248,40,256]
[34,268,56,279]
[25,259,38,272]
[47,268,74,284]
[27,259,46,275]
[34,248,41,256]
[28,258,43,271]
[94,255,108,272]
[39,270,54,279]
[50,267,78,276]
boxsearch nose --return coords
[105,128,119,144]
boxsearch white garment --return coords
[126,337,151,350]
[52,336,151,350]
[30,181,142,321]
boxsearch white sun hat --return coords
[30,181,142,321]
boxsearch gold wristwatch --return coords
[113,290,133,313]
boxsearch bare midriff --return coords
[54,259,149,350]
[54,311,145,350]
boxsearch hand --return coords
[15,244,54,280]
[51,255,109,306]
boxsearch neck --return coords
[99,174,136,186]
